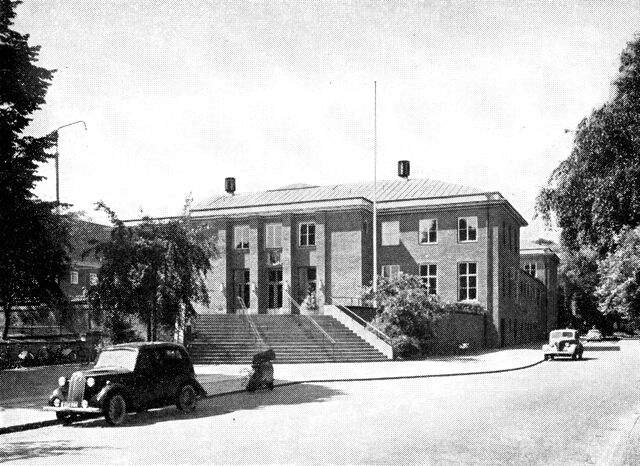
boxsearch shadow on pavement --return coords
[68,382,343,429]
[0,440,117,462]
[547,357,598,362]
[583,345,620,351]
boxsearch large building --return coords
[190,175,558,348]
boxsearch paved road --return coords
[2,341,640,465]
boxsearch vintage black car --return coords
[44,342,206,425]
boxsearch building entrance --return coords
[233,269,250,312]
[267,268,283,311]
[298,267,317,311]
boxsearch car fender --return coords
[191,378,207,398]
[96,383,130,409]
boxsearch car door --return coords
[133,348,163,408]
[157,347,185,402]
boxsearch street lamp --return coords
[372,81,378,300]
[52,120,87,206]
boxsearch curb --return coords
[1,358,545,435]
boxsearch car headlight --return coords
[53,398,61,407]
[58,376,67,387]
[86,377,95,388]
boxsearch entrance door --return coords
[267,268,283,311]
[298,267,317,304]
[233,269,250,312]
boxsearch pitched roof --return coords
[193,178,485,211]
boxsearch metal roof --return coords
[193,178,485,211]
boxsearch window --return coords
[89,273,98,286]
[234,225,250,249]
[381,265,400,279]
[524,263,537,277]
[70,271,78,284]
[419,264,437,294]
[419,219,437,244]
[265,223,282,249]
[382,221,400,246]
[458,262,477,300]
[268,268,283,308]
[458,217,477,242]
[299,223,316,247]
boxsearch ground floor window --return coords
[458,262,477,300]
[381,265,400,279]
[234,269,250,309]
[419,264,437,295]
[268,268,283,308]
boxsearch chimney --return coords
[225,177,236,195]
[398,160,410,180]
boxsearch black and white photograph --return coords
[2,0,640,464]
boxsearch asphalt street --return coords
[2,341,640,465]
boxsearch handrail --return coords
[236,297,266,349]
[336,304,392,344]
[282,288,336,360]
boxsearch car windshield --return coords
[95,349,138,371]
[551,331,576,340]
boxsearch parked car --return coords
[542,329,584,360]
[44,342,206,426]
[584,328,603,341]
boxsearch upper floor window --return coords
[458,262,477,300]
[234,225,250,250]
[419,264,437,295]
[89,273,98,286]
[70,271,79,285]
[381,265,400,279]
[299,223,316,247]
[265,223,282,249]
[419,219,437,244]
[382,221,400,246]
[524,263,536,277]
[458,217,477,242]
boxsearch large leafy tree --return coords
[0,0,71,340]
[596,227,640,328]
[88,202,216,342]
[536,35,640,255]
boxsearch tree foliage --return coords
[366,273,484,357]
[0,0,71,340]
[536,35,640,255]
[596,227,640,327]
[88,201,216,342]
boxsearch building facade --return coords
[191,178,558,347]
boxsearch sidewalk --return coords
[1,346,543,434]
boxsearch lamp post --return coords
[52,120,87,206]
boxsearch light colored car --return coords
[585,328,603,341]
[542,329,584,360]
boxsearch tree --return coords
[88,201,216,342]
[536,35,640,255]
[365,273,484,357]
[596,227,640,328]
[0,0,71,340]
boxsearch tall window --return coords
[265,223,282,249]
[234,225,250,249]
[299,223,316,246]
[419,264,437,295]
[70,271,78,285]
[268,268,283,308]
[524,263,536,277]
[458,217,478,242]
[419,219,437,244]
[382,221,400,246]
[458,262,477,300]
[381,265,400,279]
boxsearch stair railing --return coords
[336,304,392,346]
[282,288,336,359]
[236,297,267,350]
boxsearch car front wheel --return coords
[104,394,127,426]
[176,384,197,412]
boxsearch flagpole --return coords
[372,81,378,301]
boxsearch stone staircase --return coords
[188,314,388,364]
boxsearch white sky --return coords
[15,1,640,242]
